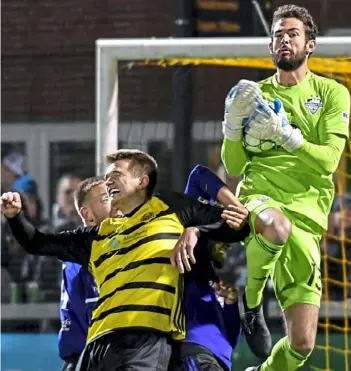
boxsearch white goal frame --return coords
[95,36,351,175]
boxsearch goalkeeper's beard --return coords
[272,48,307,72]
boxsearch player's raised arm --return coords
[1,192,97,267]
[185,164,227,202]
[185,165,218,197]
[185,164,247,226]
[221,81,259,176]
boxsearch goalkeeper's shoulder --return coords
[310,73,350,98]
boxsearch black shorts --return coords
[169,343,227,371]
[76,329,172,371]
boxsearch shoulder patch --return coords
[342,111,350,125]
[305,97,323,114]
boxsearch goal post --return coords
[95,36,351,175]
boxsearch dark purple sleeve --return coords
[185,165,226,203]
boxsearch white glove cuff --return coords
[222,121,242,141]
[280,126,304,152]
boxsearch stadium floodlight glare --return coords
[95,36,351,175]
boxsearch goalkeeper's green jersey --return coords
[229,72,350,232]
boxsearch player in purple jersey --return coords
[170,165,248,370]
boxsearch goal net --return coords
[96,37,351,371]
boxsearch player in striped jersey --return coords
[1,149,250,371]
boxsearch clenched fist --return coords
[0,192,22,218]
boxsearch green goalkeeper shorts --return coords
[243,194,322,311]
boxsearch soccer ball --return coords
[242,133,276,153]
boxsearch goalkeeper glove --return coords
[245,98,304,152]
[223,80,262,141]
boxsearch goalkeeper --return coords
[221,4,350,371]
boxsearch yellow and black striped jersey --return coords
[7,191,249,343]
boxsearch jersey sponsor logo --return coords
[109,237,119,249]
[61,319,71,331]
[305,97,323,114]
[342,111,349,125]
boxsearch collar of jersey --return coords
[124,200,148,218]
[272,70,312,90]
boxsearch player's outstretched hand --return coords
[212,280,238,305]
[0,192,22,218]
[171,227,199,273]
[223,80,262,141]
[221,204,249,230]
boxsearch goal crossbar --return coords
[95,37,351,174]
[96,37,351,59]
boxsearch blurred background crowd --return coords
[1,157,81,305]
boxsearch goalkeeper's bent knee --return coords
[256,208,291,246]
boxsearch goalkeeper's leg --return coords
[241,196,291,359]
[246,220,321,371]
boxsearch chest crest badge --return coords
[141,212,155,223]
[305,97,323,115]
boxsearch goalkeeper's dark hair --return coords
[105,149,158,197]
[271,5,318,41]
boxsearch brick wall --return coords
[1,0,172,122]
[2,0,350,123]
